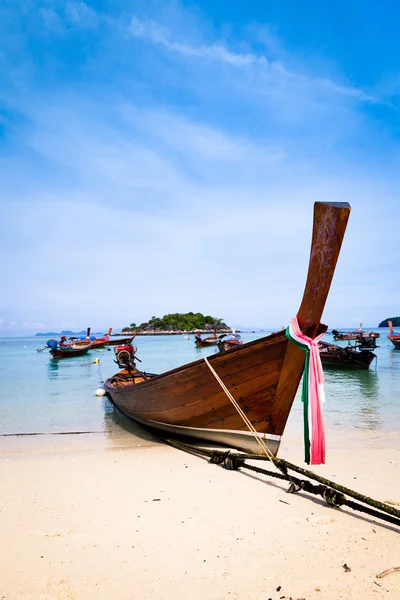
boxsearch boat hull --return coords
[218,341,243,352]
[388,337,400,350]
[106,337,135,346]
[320,348,375,369]
[105,331,291,454]
[194,338,218,347]
[124,413,281,454]
[50,346,91,358]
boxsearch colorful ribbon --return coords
[285,317,326,465]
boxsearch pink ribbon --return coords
[290,317,326,465]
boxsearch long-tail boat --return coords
[104,202,351,456]
[194,328,219,347]
[217,333,243,352]
[388,321,400,350]
[69,327,114,349]
[332,325,380,348]
[106,328,136,346]
[319,341,376,369]
[46,339,92,358]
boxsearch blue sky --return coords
[1,1,400,335]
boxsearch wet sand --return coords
[0,429,399,600]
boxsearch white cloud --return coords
[129,15,377,103]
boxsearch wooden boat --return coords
[194,329,219,347]
[104,202,351,455]
[387,321,400,350]
[69,328,114,349]
[332,326,380,348]
[47,339,92,358]
[217,333,243,352]
[319,341,376,370]
[106,328,136,346]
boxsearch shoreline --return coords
[0,439,399,599]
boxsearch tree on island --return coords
[378,317,400,327]
[121,312,229,333]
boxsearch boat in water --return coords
[319,341,376,370]
[106,328,136,346]
[104,202,351,457]
[194,328,219,348]
[332,325,380,348]
[217,332,243,352]
[46,338,92,358]
[388,321,400,350]
[69,327,114,349]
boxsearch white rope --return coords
[203,356,277,460]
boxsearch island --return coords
[120,313,233,335]
[378,317,400,327]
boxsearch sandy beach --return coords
[0,430,399,600]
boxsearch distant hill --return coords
[378,317,400,327]
[35,330,103,337]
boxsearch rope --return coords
[163,438,400,528]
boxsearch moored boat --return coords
[104,202,351,457]
[332,326,380,348]
[106,328,136,346]
[46,339,92,358]
[388,321,400,350]
[217,333,243,352]
[319,341,376,369]
[194,328,219,347]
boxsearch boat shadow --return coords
[103,398,163,444]
[237,468,399,533]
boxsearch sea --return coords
[1,329,399,455]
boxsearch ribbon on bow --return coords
[285,316,326,465]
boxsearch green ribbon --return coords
[285,326,311,464]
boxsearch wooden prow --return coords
[273,201,351,435]
[86,327,91,338]
[388,321,394,334]
[296,202,351,337]
[107,327,112,336]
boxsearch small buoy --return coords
[95,388,106,397]
[94,358,100,364]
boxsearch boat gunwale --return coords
[105,330,287,391]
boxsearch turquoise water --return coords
[0,330,399,450]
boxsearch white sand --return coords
[0,435,399,600]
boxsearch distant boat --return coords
[104,201,351,455]
[332,324,379,348]
[194,328,218,348]
[217,332,243,352]
[319,341,376,369]
[387,321,400,350]
[68,327,110,349]
[70,327,135,347]
[46,338,92,358]
[106,328,136,346]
